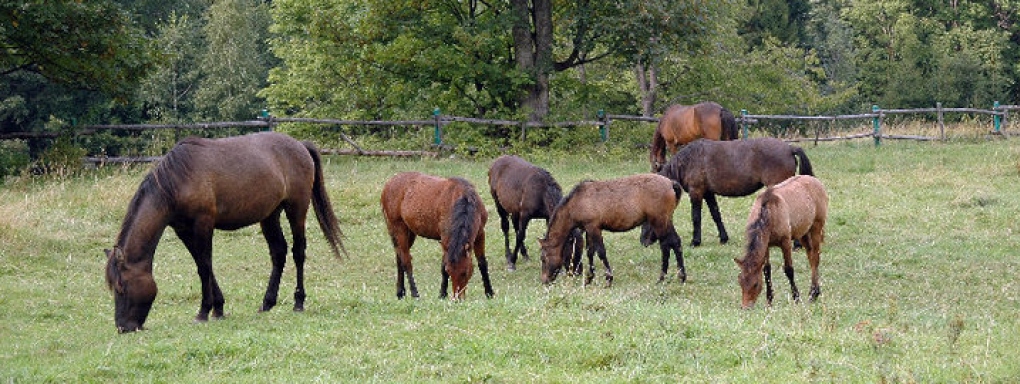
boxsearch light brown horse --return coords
[735,175,828,309]
[104,132,345,333]
[539,174,685,286]
[488,155,581,270]
[381,172,494,300]
[649,101,738,172]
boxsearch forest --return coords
[1,1,1017,161]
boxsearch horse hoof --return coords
[507,263,516,272]
[293,305,305,312]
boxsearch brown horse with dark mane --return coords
[658,137,814,247]
[488,155,580,271]
[539,174,685,286]
[650,101,738,172]
[381,172,494,300]
[104,132,345,333]
[735,175,828,309]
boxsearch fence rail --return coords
[3,103,1013,164]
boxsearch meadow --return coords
[1,138,1019,382]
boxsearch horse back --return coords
[383,172,483,241]
[166,132,315,229]
[769,175,828,238]
[568,174,678,232]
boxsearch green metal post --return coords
[597,109,607,142]
[872,105,881,147]
[433,107,442,146]
[740,109,748,139]
[993,101,1001,133]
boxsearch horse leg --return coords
[763,262,774,306]
[657,225,686,283]
[704,193,729,244]
[284,205,309,312]
[496,203,514,269]
[258,212,288,312]
[570,229,585,276]
[589,231,613,287]
[390,230,418,299]
[803,232,822,302]
[689,195,704,246]
[513,214,530,262]
[174,221,223,322]
[475,231,495,298]
[780,238,800,302]
[584,231,598,286]
[439,256,450,299]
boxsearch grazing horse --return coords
[539,174,685,286]
[104,132,345,333]
[488,155,580,271]
[381,172,494,300]
[658,137,814,247]
[735,175,828,309]
[650,102,738,172]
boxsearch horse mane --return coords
[538,169,564,215]
[114,139,200,246]
[742,189,775,269]
[445,178,480,265]
[658,140,704,181]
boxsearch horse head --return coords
[445,243,474,300]
[105,247,158,332]
[734,257,763,309]
[538,237,568,284]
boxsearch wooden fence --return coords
[1,103,1013,164]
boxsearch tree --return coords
[193,0,276,121]
[1,0,152,100]
[139,12,202,123]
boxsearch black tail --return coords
[446,193,480,265]
[792,147,814,176]
[303,141,346,258]
[720,107,739,140]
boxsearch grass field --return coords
[1,138,1019,382]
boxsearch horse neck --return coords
[545,203,577,246]
[741,197,773,272]
[116,188,171,266]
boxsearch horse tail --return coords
[670,180,683,201]
[649,124,667,171]
[446,192,480,265]
[792,146,814,176]
[719,107,739,140]
[303,141,346,258]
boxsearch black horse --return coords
[488,155,580,271]
[105,132,345,333]
[658,138,813,246]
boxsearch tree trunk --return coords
[635,56,659,117]
[511,0,553,122]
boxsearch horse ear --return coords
[733,257,742,266]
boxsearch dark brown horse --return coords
[381,172,494,300]
[104,132,345,333]
[488,155,580,271]
[650,101,738,172]
[539,174,685,286]
[735,175,828,309]
[658,137,814,247]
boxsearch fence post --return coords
[872,104,881,147]
[993,100,1001,133]
[597,109,607,142]
[937,102,944,140]
[432,107,442,146]
[740,109,748,139]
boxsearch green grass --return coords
[2,139,1019,382]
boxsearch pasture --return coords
[1,139,1018,382]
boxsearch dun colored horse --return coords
[539,174,685,286]
[381,172,494,300]
[735,175,828,309]
[650,101,738,172]
[104,132,345,333]
[658,137,814,247]
[488,155,580,270]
